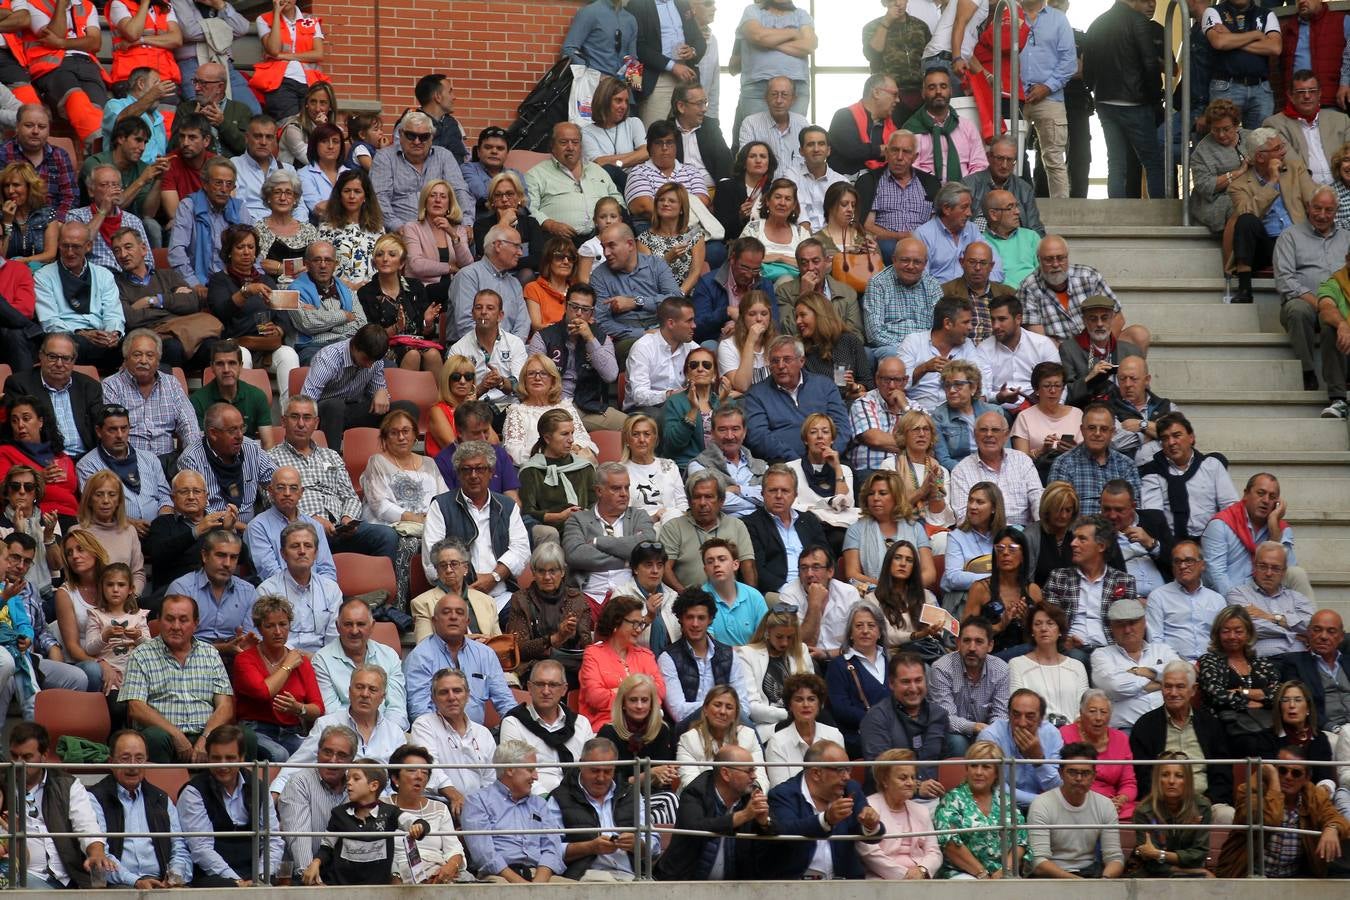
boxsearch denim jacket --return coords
[932,399,1001,471]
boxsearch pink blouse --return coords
[1058,723,1138,820]
[857,793,944,879]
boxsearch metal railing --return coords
[0,754,1324,886]
[990,0,1025,153]
[1163,0,1195,216]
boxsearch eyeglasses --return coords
[524,371,550,379]
[799,563,831,573]
[551,251,577,262]
[447,371,474,382]
[434,559,468,570]
[1290,88,1319,97]
[41,352,75,364]
[943,380,973,390]
[403,131,433,142]
[566,301,595,314]
[99,404,129,419]
[1173,557,1201,567]
[6,482,35,493]
[191,77,224,86]
[458,464,492,475]
[1277,766,1308,778]
[876,375,905,384]
[993,544,1021,554]
[173,486,206,496]
[1254,563,1286,573]
[623,617,649,630]
[530,680,566,690]
[687,359,715,371]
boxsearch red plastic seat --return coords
[592,429,623,463]
[383,368,438,433]
[372,620,402,655]
[342,427,381,493]
[34,689,111,749]
[334,552,397,602]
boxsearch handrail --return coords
[1163,0,1194,214]
[991,0,1024,152]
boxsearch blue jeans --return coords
[329,521,400,562]
[1097,103,1164,199]
[250,721,305,761]
[74,658,103,694]
[177,56,262,114]
[1208,78,1272,130]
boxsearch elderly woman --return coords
[736,607,815,742]
[891,409,954,533]
[321,169,384,289]
[764,672,845,788]
[427,354,477,458]
[72,471,145,596]
[794,291,872,402]
[207,223,287,352]
[1059,688,1137,820]
[578,594,666,728]
[0,395,77,517]
[581,75,649,180]
[279,81,338,166]
[357,232,442,372]
[403,179,474,304]
[231,594,325,760]
[742,178,813,280]
[842,470,934,590]
[1009,602,1088,726]
[254,169,321,287]
[1011,362,1081,469]
[660,347,727,469]
[505,542,594,685]
[1198,604,1282,757]
[390,743,467,884]
[621,414,687,527]
[523,237,578,332]
[933,360,1000,472]
[825,599,891,757]
[0,161,58,267]
[473,171,541,282]
[676,685,768,788]
[413,537,501,643]
[1130,751,1215,877]
[0,466,62,601]
[299,122,349,219]
[934,741,1030,878]
[1188,99,1245,234]
[502,353,599,465]
[859,748,945,880]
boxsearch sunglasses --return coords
[447,372,474,382]
[7,482,35,493]
[636,540,664,553]
[687,359,715,371]
[1277,766,1308,778]
[771,602,799,615]
[403,131,433,143]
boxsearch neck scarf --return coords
[190,189,246,284]
[57,261,93,315]
[1214,499,1288,555]
[202,437,245,507]
[518,452,592,507]
[97,444,142,494]
[93,204,123,248]
[904,105,961,181]
[501,703,579,761]
[1283,100,1318,125]
[801,460,836,498]
[16,440,54,466]
[528,584,567,635]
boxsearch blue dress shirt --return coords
[402,635,517,724]
[165,570,257,642]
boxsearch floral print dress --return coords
[934,781,1031,877]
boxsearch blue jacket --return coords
[743,370,851,462]
[766,773,883,880]
[932,399,1002,471]
[690,265,778,344]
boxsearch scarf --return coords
[16,440,54,466]
[93,204,123,248]
[57,262,93,315]
[97,445,142,495]
[799,459,837,499]
[1283,100,1318,125]
[621,715,651,756]
[1138,449,1207,539]
[1213,500,1288,555]
[518,452,592,507]
[904,106,962,181]
[202,438,245,507]
[501,703,579,762]
[191,190,246,285]
[527,585,567,636]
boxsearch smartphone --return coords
[1060,434,1077,445]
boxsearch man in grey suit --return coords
[1263,71,1350,186]
[776,238,862,336]
[561,462,657,607]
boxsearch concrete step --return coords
[1040,198,1185,227]
[1227,451,1350,480]
[1066,245,1222,281]
[1283,537,1350,575]
[1176,394,1331,419]
[1127,303,1267,334]
[1148,357,1305,391]
[1180,417,1349,452]
[1149,333,1295,360]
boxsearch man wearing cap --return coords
[1058,295,1143,407]
[1090,598,1180,733]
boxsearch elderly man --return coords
[1226,542,1314,655]
[245,465,336,578]
[1059,298,1144,407]
[101,330,200,457]
[434,400,523,500]
[177,403,276,523]
[120,593,244,763]
[905,67,987,180]
[862,238,942,357]
[501,659,596,796]
[982,190,1040,287]
[178,725,281,886]
[34,221,125,371]
[688,406,767,518]
[256,522,341,654]
[1020,235,1125,343]
[739,76,810,175]
[848,356,917,477]
[312,597,407,728]
[1048,404,1142,515]
[978,295,1058,410]
[744,335,852,462]
[976,689,1065,807]
[111,229,202,370]
[742,464,829,594]
[949,410,1043,525]
[231,115,305,223]
[929,617,1010,754]
[860,652,952,784]
[1091,600,1180,731]
[408,668,499,815]
[624,121,711,222]
[1107,355,1179,457]
[1027,743,1126,878]
[301,324,417,451]
[653,745,774,880]
[67,164,153,273]
[621,295,698,417]
[7,722,113,889]
[1146,540,1228,661]
[7,333,103,458]
[965,135,1047,236]
[592,224,683,348]
[692,236,777,344]
[777,238,861,334]
[276,724,356,881]
[914,183,1004,284]
[670,82,733,183]
[1130,660,1235,815]
[899,295,991,410]
[1229,129,1319,303]
[658,470,756,592]
[168,156,253,301]
[413,538,502,640]
[290,239,366,361]
[144,471,220,597]
[165,529,258,656]
[269,394,398,560]
[175,61,252,157]
[768,740,883,880]
[191,341,271,442]
[76,402,171,530]
[943,242,1014,344]
[562,462,657,605]
[1045,514,1140,657]
[787,126,848,229]
[90,729,193,889]
[1265,71,1350,185]
[463,741,568,882]
[449,226,529,342]
[0,106,77,219]
[1275,186,1350,404]
[370,110,473,231]
[527,122,624,244]
[782,545,859,657]
[1202,471,1308,595]
[1015,0,1077,198]
[826,73,904,177]
[448,289,528,414]
[858,130,941,261]
[1281,610,1350,731]
[549,737,655,881]
[526,283,624,430]
[1100,479,1173,598]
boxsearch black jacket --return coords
[551,772,646,879]
[629,0,706,100]
[652,770,776,881]
[674,118,733,183]
[3,368,104,454]
[854,166,941,226]
[1131,508,1178,584]
[766,774,882,880]
[742,506,829,594]
[1280,642,1350,726]
[1083,0,1163,107]
[826,104,906,177]
[1129,704,1233,805]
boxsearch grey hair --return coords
[484,224,520,247]
[351,663,388,692]
[989,135,1017,154]
[1242,127,1280,158]
[430,537,471,561]
[304,239,336,262]
[685,468,726,500]
[204,155,237,178]
[317,724,359,757]
[86,163,122,191]
[595,461,629,487]
[279,519,318,547]
[529,540,566,571]
[1255,540,1288,565]
[934,181,972,214]
[122,327,162,357]
[581,736,619,759]
[1079,688,1111,712]
[400,110,434,134]
[262,168,303,204]
[452,440,496,472]
[432,667,470,692]
[1313,183,1337,204]
[1162,659,1197,688]
[844,598,889,651]
[285,394,318,414]
[203,401,240,431]
[886,128,917,149]
[493,739,539,766]
[767,334,805,358]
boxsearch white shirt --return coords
[421,490,531,604]
[843,646,886,685]
[976,329,1058,406]
[677,122,706,172]
[1300,116,1333,184]
[255,11,323,84]
[1071,569,1108,647]
[409,712,498,796]
[1140,453,1239,538]
[625,331,698,409]
[787,161,848,231]
[23,776,103,885]
[763,721,846,787]
[1090,641,1180,730]
[449,329,528,405]
[778,577,854,653]
[582,508,629,602]
[1116,523,1164,599]
[896,331,991,409]
[800,776,835,878]
[499,705,595,796]
[272,708,410,795]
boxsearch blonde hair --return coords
[61,528,109,585]
[487,171,525,204]
[515,352,563,404]
[437,354,476,404]
[692,685,741,760]
[941,359,983,397]
[417,179,465,225]
[859,469,917,524]
[0,162,45,213]
[609,673,665,745]
[1039,480,1080,525]
[372,231,408,265]
[873,747,918,791]
[799,412,837,448]
[77,471,129,530]
[966,740,1003,761]
[621,413,660,461]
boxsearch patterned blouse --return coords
[319,221,380,285]
[255,220,321,286]
[639,224,704,285]
[1196,651,1280,714]
[933,781,1031,877]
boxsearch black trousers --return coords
[1231,213,1278,269]
[318,396,419,451]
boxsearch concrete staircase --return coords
[1040,200,1350,615]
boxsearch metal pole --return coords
[1245,759,1256,878]
[8,761,20,890]
[261,761,273,885]
[1162,0,1193,204]
[250,760,261,885]
[1009,0,1021,150]
[631,757,644,881]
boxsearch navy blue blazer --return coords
[766,773,883,880]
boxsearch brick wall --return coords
[313,0,584,139]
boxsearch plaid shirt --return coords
[176,436,278,521]
[1264,799,1302,877]
[848,389,919,471]
[862,269,942,349]
[1043,565,1138,647]
[928,650,1011,736]
[0,140,77,220]
[101,369,202,456]
[1046,444,1142,514]
[65,205,152,271]
[119,637,232,735]
[269,440,363,523]
[873,168,932,234]
[301,338,388,402]
[1017,264,1118,340]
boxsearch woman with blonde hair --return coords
[794,291,872,402]
[1030,480,1079,584]
[426,354,477,458]
[357,232,442,373]
[501,353,599,465]
[676,684,767,787]
[786,412,856,523]
[1130,751,1214,877]
[736,607,815,741]
[53,528,108,692]
[522,237,577,331]
[474,170,541,283]
[621,413,687,525]
[842,470,935,590]
[73,471,145,596]
[934,740,1029,878]
[638,182,705,295]
[596,672,679,821]
[0,162,58,267]
[402,178,474,304]
[279,81,338,166]
[860,748,944,879]
[891,408,954,535]
[718,289,776,394]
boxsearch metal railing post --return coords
[631,757,644,881]
[1004,757,1018,877]
[260,760,273,885]
[249,760,261,885]
[991,0,1024,151]
[1163,0,1193,206]
[7,761,19,890]
[1245,758,1257,877]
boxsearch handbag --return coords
[831,245,878,294]
[1217,705,1273,735]
[479,633,520,672]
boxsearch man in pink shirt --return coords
[903,68,987,180]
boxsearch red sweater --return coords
[0,258,35,319]
[231,645,325,726]
[0,445,77,516]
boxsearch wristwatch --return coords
[491,570,503,585]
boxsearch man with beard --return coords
[928,617,1010,755]
[80,117,168,244]
[903,67,987,180]
[1020,236,1140,347]
[1059,296,1143,406]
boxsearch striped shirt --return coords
[301,339,388,403]
[101,369,201,457]
[849,388,910,471]
[119,637,232,735]
[268,440,363,523]
[622,160,710,206]
[176,436,278,521]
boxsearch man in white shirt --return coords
[499,659,595,796]
[787,126,848,231]
[738,76,810,175]
[448,289,528,411]
[657,588,754,725]
[898,295,991,409]
[229,114,306,222]
[624,295,699,416]
[1091,600,1179,732]
[979,295,1058,409]
[1145,540,1227,662]
[781,544,855,657]
[1139,412,1239,540]
[949,411,1043,525]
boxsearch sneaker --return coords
[1321,399,1348,419]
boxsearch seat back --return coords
[203,366,275,406]
[342,427,381,494]
[33,689,112,749]
[383,368,438,433]
[288,367,310,403]
[592,429,623,463]
[334,551,397,601]
[371,620,402,656]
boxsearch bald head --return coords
[974,410,1009,459]
[894,237,927,286]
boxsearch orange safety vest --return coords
[247,11,329,93]
[849,101,896,172]
[106,0,181,84]
[22,0,108,81]
[0,0,26,66]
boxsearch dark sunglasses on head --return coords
[771,602,799,615]
[636,541,664,553]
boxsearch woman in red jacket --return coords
[0,394,78,518]
[578,594,666,729]
[231,595,325,761]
